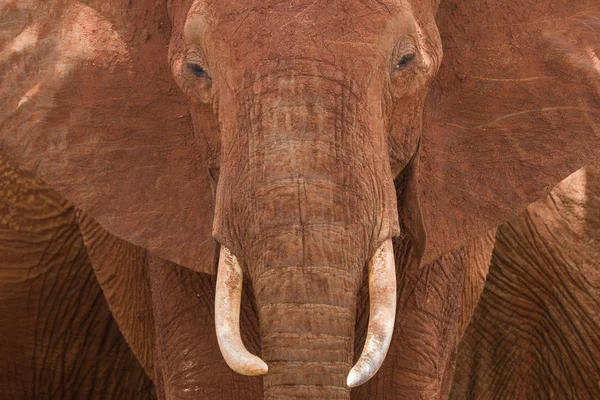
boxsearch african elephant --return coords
[5,183,496,400]
[1,0,599,399]
[0,150,496,399]
[0,154,154,399]
[451,161,600,399]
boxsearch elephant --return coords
[451,160,600,399]
[0,154,154,399]
[1,0,600,399]
[0,153,496,399]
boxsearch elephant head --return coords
[1,0,599,398]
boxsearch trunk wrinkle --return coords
[254,265,358,286]
[262,332,353,340]
[267,384,348,390]
[265,361,350,368]
[260,303,353,314]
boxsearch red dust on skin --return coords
[454,161,600,399]
[1,0,600,399]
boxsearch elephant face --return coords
[169,0,440,255]
[163,2,444,391]
[1,0,600,398]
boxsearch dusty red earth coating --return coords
[0,0,599,398]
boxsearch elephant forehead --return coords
[188,0,419,70]
[203,0,405,30]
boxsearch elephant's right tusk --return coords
[347,238,396,388]
[215,245,268,376]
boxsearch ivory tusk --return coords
[347,239,396,388]
[215,246,268,376]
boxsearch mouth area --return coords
[147,245,382,399]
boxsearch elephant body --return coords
[452,161,600,399]
[1,0,599,398]
[0,156,153,399]
[84,210,498,399]
[0,151,496,399]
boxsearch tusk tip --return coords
[346,368,365,388]
[249,360,269,376]
[231,357,269,376]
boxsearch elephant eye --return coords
[395,53,416,70]
[186,62,208,78]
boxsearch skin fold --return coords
[451,161,600,400]
[0,155,154,399]
[0,147,497,399]
[0,164,495,399]
[77,204,499,399]
[80,212,498,399]
[1,0,599,399]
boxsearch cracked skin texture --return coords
[0,0,599,399]
[0,165,496,400]
[80,210,498,400]
[0,155,154,400]
[0,149,496,399]
[451,161,600,400]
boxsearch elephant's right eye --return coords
[186,62,208,78]
[395,53,416,70]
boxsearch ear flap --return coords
[76,210,155,378]
[419,0,600,264]
[0,1,217,273]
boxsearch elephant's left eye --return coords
[395,53,416,70]
[186,62,208,78]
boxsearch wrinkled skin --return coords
[451,162,600,399]
[82,211,497,400]
[1,0,600,399]
[0,156,153,399]
[0,163,495,400]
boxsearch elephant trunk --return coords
[212,72,400,396]
[251,230,359,400]
[215,237,397,398]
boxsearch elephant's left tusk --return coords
[215,245,268,376]
[347,239,396,388]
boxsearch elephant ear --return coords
[419,0,600,264]
[0,1,217,273]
